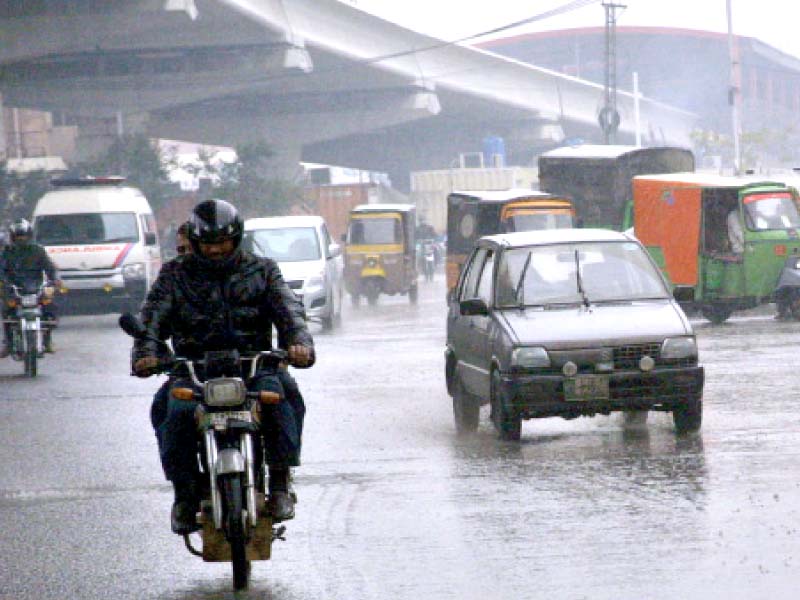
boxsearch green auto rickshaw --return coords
[633,173,800,323]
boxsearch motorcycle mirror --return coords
[118,312,147,339]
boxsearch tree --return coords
[0,162,52,224]
[691,126,800,173]
[189,142,304,219]
[73,133,179,214]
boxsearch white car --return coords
[243,215,344,330]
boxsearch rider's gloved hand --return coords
[288,344,314,368]
[133,355,160,378]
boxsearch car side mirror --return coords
[459,298,489,316]
[144,231,157,246]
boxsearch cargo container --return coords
[410,166,538,235]
[303,182,409,242]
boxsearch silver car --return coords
[445,228,704,440]
[244,216,344,331]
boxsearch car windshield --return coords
[505,212,573,231]
[244,227,320,262]
[34,213,138,245]
[742,192,800,230]
[495,241,669,307]
[347,216,401,244]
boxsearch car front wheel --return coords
[491,370,521,441]
[673,398,702,434]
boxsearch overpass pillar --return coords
[74,112,150,164]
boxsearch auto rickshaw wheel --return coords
[701,305,732,324]
[364,279,381,306]
[789,296,800,320]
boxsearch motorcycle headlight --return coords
[511,346,551,368]
[205,378,246,407]
[661,336,698,360]
[21,294,39,308]
[122,262,146,280]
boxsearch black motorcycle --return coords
[120,313,288,591]
[3,280,56,377]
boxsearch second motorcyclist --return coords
[0,218,60,356]
[132,200,315,534]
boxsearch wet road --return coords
[1,273,800,599]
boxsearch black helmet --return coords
[9,218,33,243]
[187,199,243,253]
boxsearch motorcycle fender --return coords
[215,448,245,474]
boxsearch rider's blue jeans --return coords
[153,369,305,483]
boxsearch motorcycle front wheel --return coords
[220,473,250,590]
[24,330,37,377]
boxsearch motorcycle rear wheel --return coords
[221,473,250,590]
[24,330,37,378]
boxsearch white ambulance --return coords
[32,177,162,314]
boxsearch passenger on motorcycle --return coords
[132,200,315,534]
[149,221,192,457]
[0,218,60,357]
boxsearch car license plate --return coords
[206,411,252,430]
[564,376,610,401]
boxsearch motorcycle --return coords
[119,313,288,591]
[3,280,56,377]
[420,240,436,282]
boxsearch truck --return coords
[538,144,695,230]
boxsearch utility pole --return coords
[727,0,742,174]
[599,1,625,144]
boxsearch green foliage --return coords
[74,133,179,213]
[188,141,303,219]
[691,127,800,172]
[0,163,52,224]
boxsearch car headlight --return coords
[303,274,325,293]
[511,346,551,368]
[661,336,697,360]
[122,262,146,279]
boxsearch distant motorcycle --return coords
[3,280,56,377]
[420,240,436,282]
[120,313,288,591]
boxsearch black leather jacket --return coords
[134,249,314,362]
[1,242,59,287]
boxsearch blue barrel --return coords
[482,136,506,167]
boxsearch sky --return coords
[343,0,800,61]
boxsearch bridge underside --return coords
[0,0,695,186]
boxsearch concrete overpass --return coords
[0,0,697,188]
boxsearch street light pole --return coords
[600,2,625,144]
[727,0,742,174]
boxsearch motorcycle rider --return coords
[0,218,60,357]
[132,199,314,534]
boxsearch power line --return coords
[356,0,604,67]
